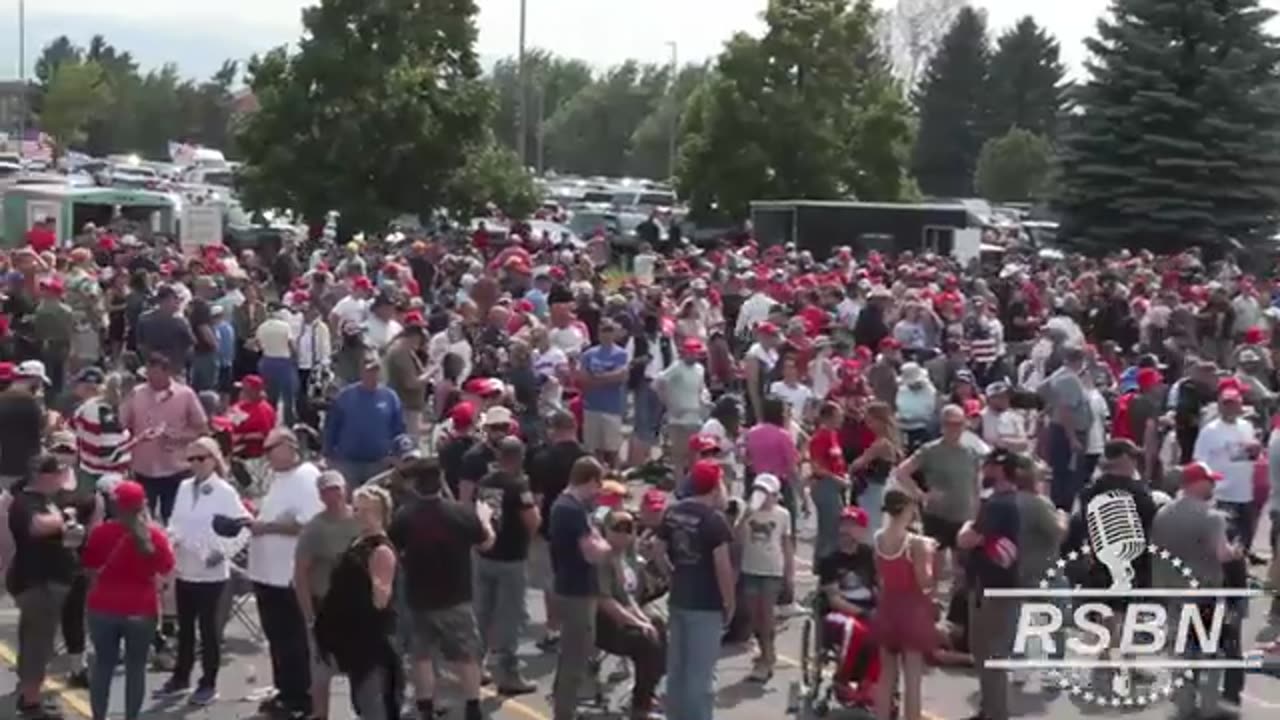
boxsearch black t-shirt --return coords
[6,489,77,594]
[388,496,485,610]
[0,390,43,477]
[657,499,733,611]
[476,470,536,562]
[816,545,877,615]
[528,440,587,538]
[549,492,596,597]
[439,434,477,498]
[966,488,1021,590]
[459,442,497,489]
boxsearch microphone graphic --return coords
[1085,490,1146,590]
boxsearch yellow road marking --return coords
[0,640,92,717]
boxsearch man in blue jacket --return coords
[323,356,406,488]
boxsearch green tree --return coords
[542,61,671,177]
[236,0,492,233]
[974,127,1052,201]
[678,0,914,219]
[489,50,593,168]
[1056,0,1280,249]
[34,36,82,88]
[626,64,708,181]
[445,139,539,218]
[39,61,113,154]
[987,17,1067,139]
[910,6,991,197]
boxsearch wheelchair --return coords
[788,601,879,720]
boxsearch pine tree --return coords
[986,17,1067,139]
[1057,0,1280,250]
[910,7,992,198]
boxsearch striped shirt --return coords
[72,397,132,475]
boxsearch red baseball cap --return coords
[240,374,265,392]
[840,505,869,528]
[1180,462,1222,486]
[450,401,477,429]
[1244,326,1266,345]
[0,362,15,383]
[878,337,901,352]
[641,489,668,513]
[756,321,780,336]
[1219,387,1243,403]
[681,337,706,356]
[402,310,426,328]
[688,433,720,455]
[113,480,148,513]
[689,460,723,496]
[352,276,373,292]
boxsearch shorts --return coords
[583,411,623,454]
[922,513,962,550]
[741,574,783,602]
[527,536,554,592]
[410,603,481,663]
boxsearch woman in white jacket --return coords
[153,437,250,705]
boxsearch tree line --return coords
[21,0,1280,249]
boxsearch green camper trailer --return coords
[2,184,178,247]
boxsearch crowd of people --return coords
[0,222,1278,720]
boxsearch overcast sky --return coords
[10,0,1280,81]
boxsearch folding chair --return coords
[221,549,266,645]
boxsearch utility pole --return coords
[535,84,545,175]
[665,41,678,182]
[516,0,528,169]
[17,0,25,162]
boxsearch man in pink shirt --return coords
[121,354,208,521]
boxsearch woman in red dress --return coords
[872,488,938,720]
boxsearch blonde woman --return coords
[853,402,903,533]
[154,437,251,705]
[314,485,400,720]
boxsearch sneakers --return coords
[151,678,190,699]
[746,660,773,683]
[496,677,537,696]
[535,633,561,652]
[189,686,219,706]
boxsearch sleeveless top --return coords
[314,534,396,677]
[871,531,938,653]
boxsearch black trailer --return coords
[750,200,984,262]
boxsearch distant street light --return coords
[17,0,26,161]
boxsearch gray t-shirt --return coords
[1040,366,1092,434]
[1151,495,1226,588]
[1015,492,1064,587]
[295,512,362,600]
[917,439,981,524]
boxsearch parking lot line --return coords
[0,640,92,717]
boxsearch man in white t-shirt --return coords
[981,382,1030,453]
[1193,387,1259,554]
[330,277,373,332]
[248,428,324,718]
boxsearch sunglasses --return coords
[610,523,636,534]
[187,454,211,463]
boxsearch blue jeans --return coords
[666,608,722,720]
[88,611,156,720]
[811,476,846,565]
[632,385,664,444]
[330,458,391,490]
[258,356,298,427]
